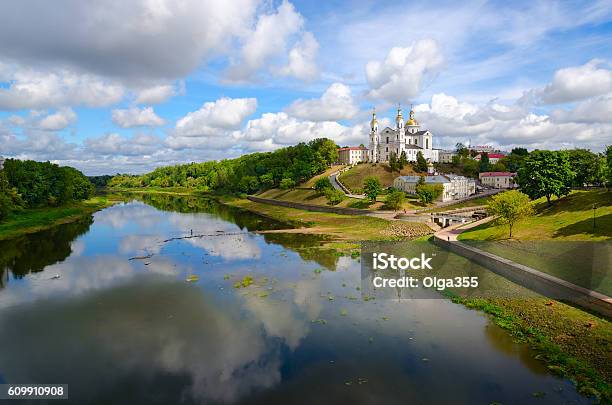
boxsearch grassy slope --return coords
[338,163,418,192]
[0,196,116,240]
[459,189,612,241]
[227,196,432,240]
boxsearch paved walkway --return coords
[434,216,495,241]
[329,171,366,199]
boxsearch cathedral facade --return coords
[368,106,438,163]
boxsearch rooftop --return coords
[480,171,515,177]
[338,146,367,151]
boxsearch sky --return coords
[0,0,610,175]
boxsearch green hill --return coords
[338,163,418,193]
[459,189,611,241]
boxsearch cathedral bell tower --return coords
[395,104,404,142]
[369,108,379,163]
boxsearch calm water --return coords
[0,195,592,404]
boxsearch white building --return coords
[475,153,505,164]
[479,172,516,189]
[393,174,476,202]
[0,156,4,170]
[338,146,368,165]
[438,150,457,163]
[368,106,439,164]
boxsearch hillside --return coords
[459,189,611,241]
[338,163,418,193]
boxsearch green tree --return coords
[511,147,529,156]
[415,151,428,172]
[416,184,443,204]
[314,177,333,194]
[517,150,574,206]
[567,149,601,186]
[324,188,345,205]
[384,190,405,211]
[606,145,612,188]
[487,190,534,238]
[479,152,490,173]
[363,176,382,202]
[279,178,296,190]
[462,158,479,178]
[389,152,399,173]
[398,151,408,170]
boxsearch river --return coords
[0,194,592,404]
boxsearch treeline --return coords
[448,145,611,188]
[109,138,338,194]
[0,159,94,220]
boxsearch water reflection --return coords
[0,196,594,404]
[0,217,92,282]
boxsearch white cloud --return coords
[410,93,611,151]
[175,97,258,136]
[239,112,361,148]
[276,31,319,81]
[112,107,165,128]
[84,133,161,156]
[38,107,77,131]
[521,59,612,105]
[285,83,357,121]
[0,67,124,110]
[365,39,444,103]
[134,84,179,104]
[0,0,260,83]
[227,1,316,81]
[551,94,612,124]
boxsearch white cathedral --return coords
[337,105,439,165]
[369,105,438,163]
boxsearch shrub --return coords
[324,189,346,205]
[384,190,406,211]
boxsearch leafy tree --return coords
[415,151,428,172]
[0,170,23,220]
[324,188,345,205]
[511,147,529,156]
[279,178,296,190]
[606,145,612,188]
[314,177,333,194]
[389,152,399,173]
[461,158,479,177]
[567,149,602,186]
[259,173,274,189]
[487,190,533,238]
[479,152,490,173]
[2,159,93,208]
[517,150,574,205]
[384,190,405,211]
[491,161,507,172]
[416,184,443,204]
[363,176,382,202]
[399,151,408,170]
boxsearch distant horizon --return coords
[0,0,610,176]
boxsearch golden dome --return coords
[406,107,418,125]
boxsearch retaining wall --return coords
[247,195,372,216]
[433,234,612,318]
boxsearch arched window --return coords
[426,138,429,149]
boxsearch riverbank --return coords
[0,196,117,241]
[108,188,611,400]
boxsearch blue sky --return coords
[0,0,610,175]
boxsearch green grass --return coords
[448,293,611,402]
[459,190,612,241]
[0,196,116,240]
[338,163,417,192]
[456,189,612,296]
